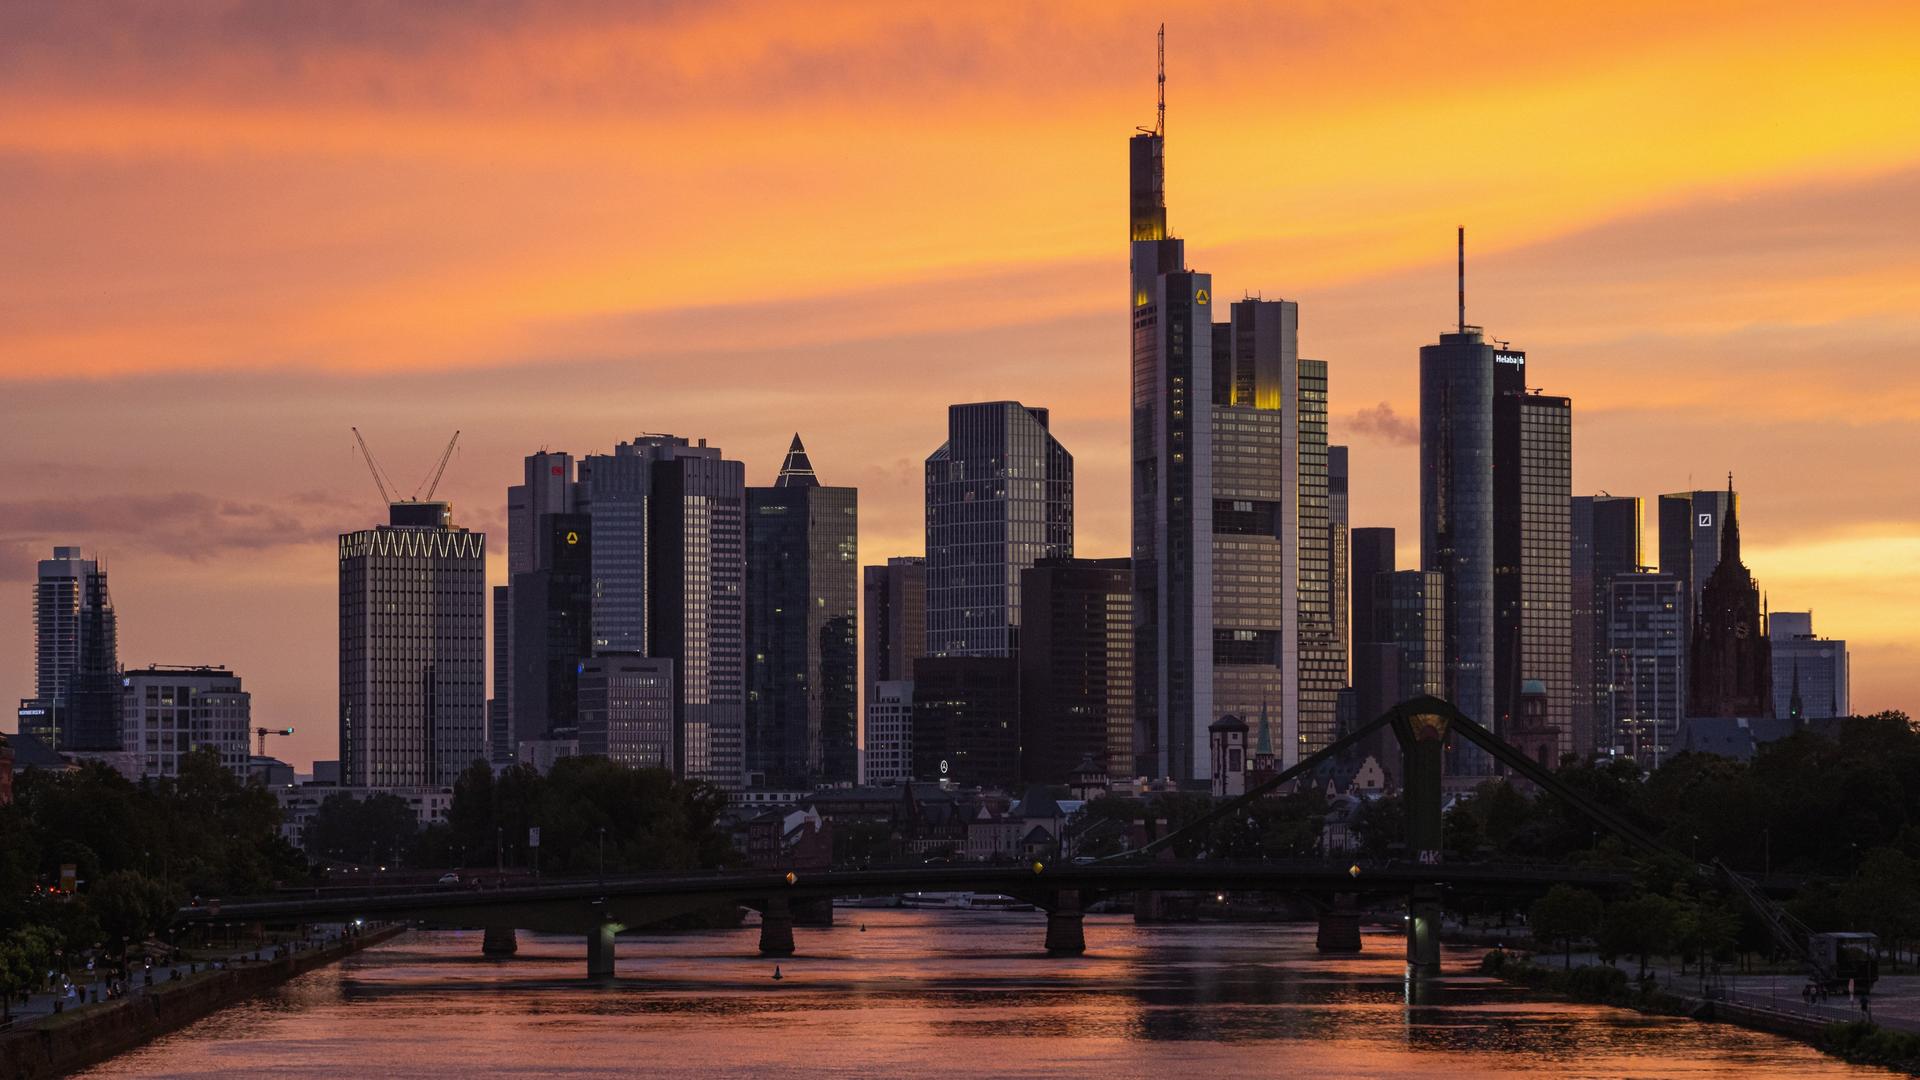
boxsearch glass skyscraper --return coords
[20,546,120,751]
[1128,104,1334,780]
[1420,326,1496,770]
[924,401,1073,659]
[1571,495,1641,757]
[746,435,858,789]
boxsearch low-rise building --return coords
[274,784,454,851]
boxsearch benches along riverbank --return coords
[0,923,408,1080]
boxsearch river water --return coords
[80,910,1886,1078]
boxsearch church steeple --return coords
[1720,472,1741,569]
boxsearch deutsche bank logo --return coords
[1699,513,1713,528]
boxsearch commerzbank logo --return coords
[1195,288,1210,306]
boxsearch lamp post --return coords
[598,827,606,886]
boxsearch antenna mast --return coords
[1156,24,1166,136]
[1457,226,1465,334]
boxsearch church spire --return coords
[774,434,819,488]
[1720,472,1742,568]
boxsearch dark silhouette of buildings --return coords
[1688,477,1772,717]
[511,511,591,747]
[1018,557,1134,782]
[911,656,1020,788]
[1571,495,1642,757]
[746,435,858,788]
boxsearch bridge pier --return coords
[1316,894,1363,953]
[1044,890,1086,956]
[1407,885,1443,975]
[759,896,796,957]
[587,922,618,979]
[482,926,518,957]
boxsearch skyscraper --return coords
[924,401,1073,658]
[1420,305,1496,766]
[863,557,924,787]
[510,511,591,750]
[1329,444,1350,685]
[1422,232,1572,774]
[1659,488,1736,617]
[863,557,925,685]
[1127,82,1331,779]
[911,656,1020,788]
[1018,557,1134,782]
[745,435,858,789]
[1571,495,1642,757]
[646,437,748,791]
[339,501,486,788]
[1495,362,1573,763]
[1607,570,1685,764]
[1349,527,1397,716]
[494,451,581,763]
[1768,612,1849,722]
[20,546,120,751]
[1688,479,1772,718]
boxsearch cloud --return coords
[1344,402,1419,446]
[0,491,359,571]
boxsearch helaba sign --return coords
[1494,352,1524,366]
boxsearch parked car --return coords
[437,872,460,885]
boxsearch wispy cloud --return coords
[1344,402,1419,446]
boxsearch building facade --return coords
[1018,557,1134,782]
[745,435,858,789]
[924,401,1073,659]
[646,438,749,791]
[864,679,914,786]
[576,653,676,768]
[339,502,487,788]
[1769,612,1850,722]
[1420,325,1496,769]
[910,656,1020,788]
[22,546,120,751]
[1571,495,1642,758]
[1607,570,1685,765]
[510,511,592,749]
[1497,378,1573,764]
[121,665,251,780]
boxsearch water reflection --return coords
[82,911,1879,1078]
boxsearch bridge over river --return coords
[172,697,1804,978]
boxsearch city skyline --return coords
[5,5,1920,769]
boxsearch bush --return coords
[1822,1021,1920,1071]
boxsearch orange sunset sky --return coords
[3,1,1918,771]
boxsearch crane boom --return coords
[254,725,295,758]
[416,430,462,501]
[351,427,398,505]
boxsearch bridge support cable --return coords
[1115,707,1400,861]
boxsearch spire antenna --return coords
[1457,226,1466,333]
[1156,23,1166,137]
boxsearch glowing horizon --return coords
[2,2,1917,769]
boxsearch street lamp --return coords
[598,827,606,885]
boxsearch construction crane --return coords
[412,430,461,501]
[255,726,294,758]
[350,427,461,509]
[351,427,399,505]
